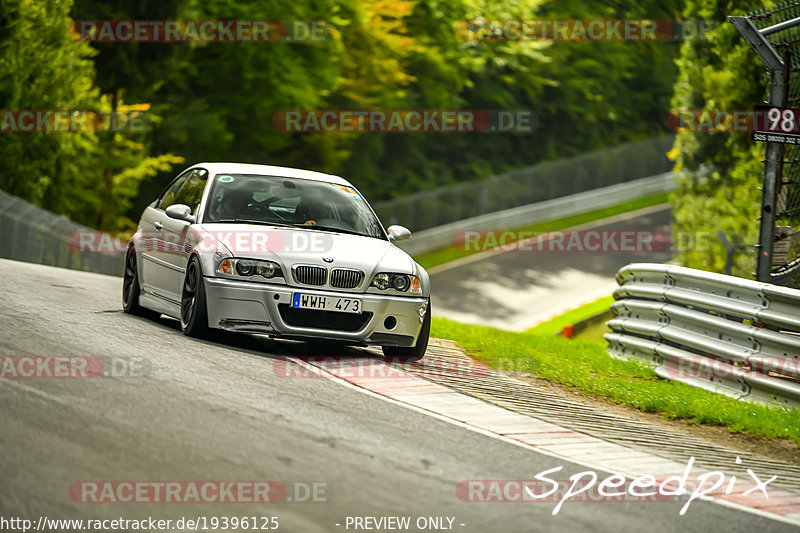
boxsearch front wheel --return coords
[122,247,157,319]
[382,300,431,362]
[181,257,210,337]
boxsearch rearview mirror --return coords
[165,204,195,223]
[387,225,412,242]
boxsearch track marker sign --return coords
[753,104,800,144]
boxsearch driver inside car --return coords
[208,190,251,221]
[300,197,331,226]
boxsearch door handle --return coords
[154,221,163,231]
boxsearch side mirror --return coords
[165,204,195,223]
[387,225,412,242]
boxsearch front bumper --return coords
[204,277,428,346]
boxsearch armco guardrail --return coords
[0,189,123,276]
[605,263,800,409]
[374,135,674,233]
[395,172,675,256]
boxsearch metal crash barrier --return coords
[0,189,123,276]
[606,263,800,409]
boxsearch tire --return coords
[122,247,158,319]
[382,299,431,362]
[181,256,210,337]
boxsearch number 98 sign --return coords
[754,104,800,144]
[768,107,797,132]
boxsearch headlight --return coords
[370,273,422,294]
[217,258,283,281]
[392,275,410,291]
[372,273,390,290]
[256,262,279,278]
[236,260,256,276]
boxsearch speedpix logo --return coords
[457,457,778,516]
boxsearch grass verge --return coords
[525,295,615,336]
[571,320,612,343]
[414,192,670,271]
[430,316,800,445]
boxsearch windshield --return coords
[202,173,386,239]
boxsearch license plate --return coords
[291,293,362,314]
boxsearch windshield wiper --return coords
[310,225,373,238]
[208,219,299,228]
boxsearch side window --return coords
[158,170,192,209]
[173,168,209,215]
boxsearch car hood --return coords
[196,223,416,278]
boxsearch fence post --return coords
[758,55,789,280]
[730,15,792,281]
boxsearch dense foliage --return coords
[1,0,683,230]
[669,0,773,276]
[0,0,184,229]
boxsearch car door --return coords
[139,169,192,302]
[158,168,209,302]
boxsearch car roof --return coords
[190,162,353,187]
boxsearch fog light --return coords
[384,316,397,330]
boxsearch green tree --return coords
[670,0,770,276]
[0,0,99,214]
[70,0,189,227]
[0,0,184,229]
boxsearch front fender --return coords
[189,226,234,278]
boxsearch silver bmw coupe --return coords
[123,163,431,361]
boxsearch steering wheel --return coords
[247,197,291,221]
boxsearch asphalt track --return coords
[429,205,672,330]
[0,259,793,532]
